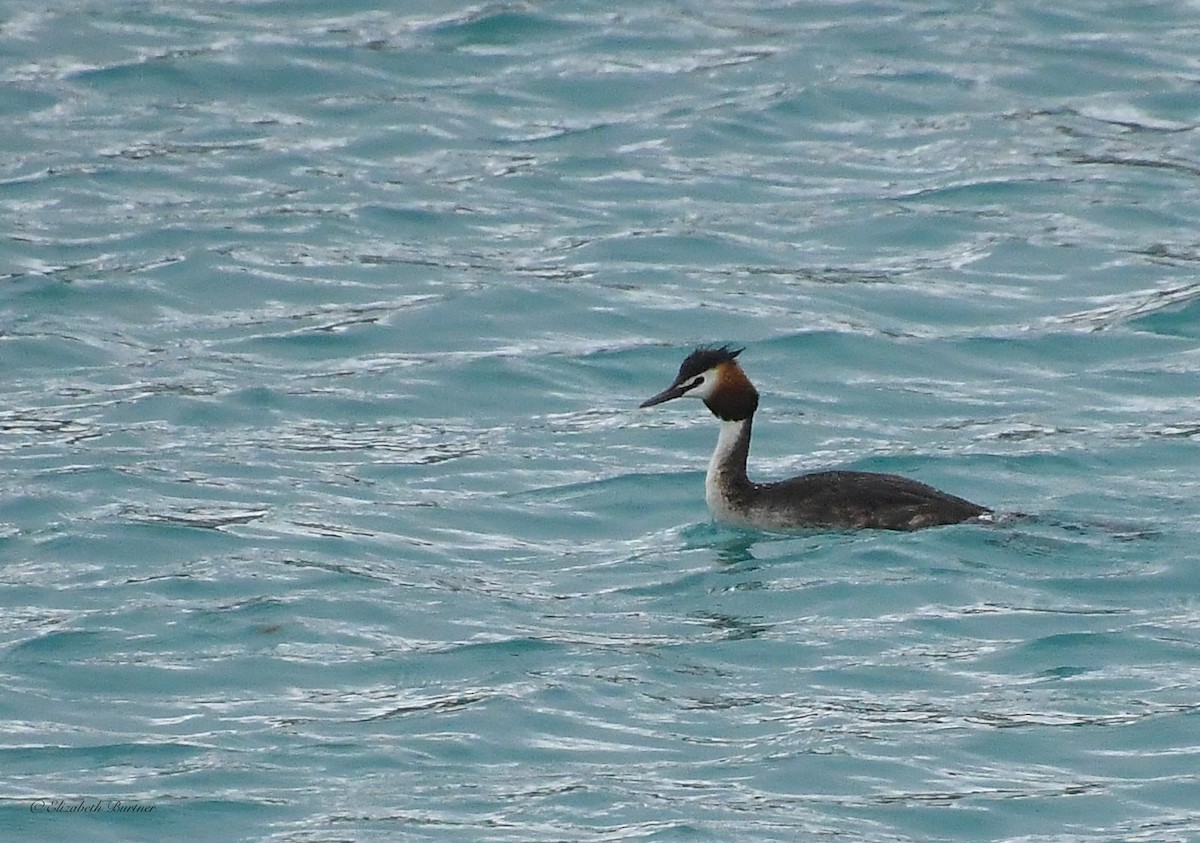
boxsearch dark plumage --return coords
[746,469,987,531]
[676,345,744,381]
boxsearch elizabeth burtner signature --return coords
[31,799,155,814]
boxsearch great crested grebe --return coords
[639,345,989,531]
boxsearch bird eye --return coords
[688,376,704,390]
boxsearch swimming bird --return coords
[639,345,989,531]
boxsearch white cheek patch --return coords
[692,369,720,400]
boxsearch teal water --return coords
[3,1,1200,840]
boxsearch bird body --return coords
[640,346,988,531]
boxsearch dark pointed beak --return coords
[639,381,689,408]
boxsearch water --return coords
[3,1,1200,840]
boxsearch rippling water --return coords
[3,1,1200,841]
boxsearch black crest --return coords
[677,345,744,381]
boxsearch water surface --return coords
[3,1,1200,841]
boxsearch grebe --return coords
[639,345,989,531]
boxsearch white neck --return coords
[705,418,752,520]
